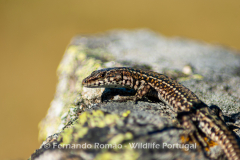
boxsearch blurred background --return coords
[1,0,240,159]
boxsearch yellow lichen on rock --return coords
[60,127,74,145]
[95,150,139,160]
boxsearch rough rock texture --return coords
[30,29,240,160]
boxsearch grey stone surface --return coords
[32,29,240,160]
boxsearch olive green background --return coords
[1,0,240,159]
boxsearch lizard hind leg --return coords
[209,105,226,123]
[177,112,202,145]
[177,112,213,157]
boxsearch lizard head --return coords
[82,68,123,88]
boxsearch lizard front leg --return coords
[133,81,151,102]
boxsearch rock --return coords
[31,29,240,160]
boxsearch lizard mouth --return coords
[82,78,105,88]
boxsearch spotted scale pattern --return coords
[196,107,240,160]
[82,67,201,112]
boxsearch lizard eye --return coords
[98,72,106,78]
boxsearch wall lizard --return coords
[82,67,240,160]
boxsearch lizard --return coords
[82,67,240,160]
